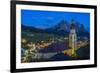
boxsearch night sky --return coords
[21,9,90,32]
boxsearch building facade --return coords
[69,20,77,56]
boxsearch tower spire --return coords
[69,19,77,57]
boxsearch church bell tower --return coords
[69,19,77,57]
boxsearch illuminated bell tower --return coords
[69,19,77,56]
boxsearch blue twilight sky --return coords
[21,9,90,32]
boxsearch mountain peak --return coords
[51,20,70,31]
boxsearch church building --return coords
[69,19,77,56]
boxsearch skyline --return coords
[21,9,90,32]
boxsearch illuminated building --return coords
[69,19,77,56]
